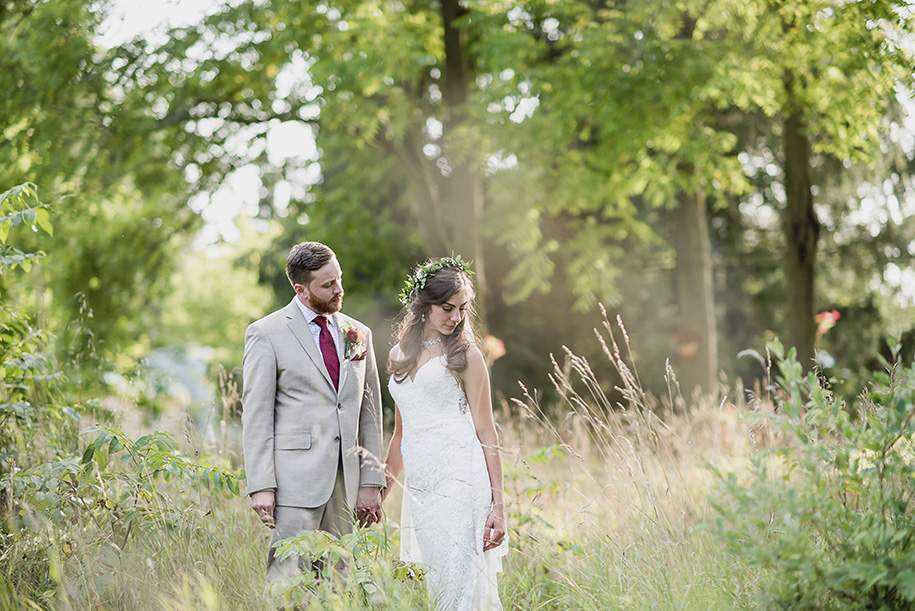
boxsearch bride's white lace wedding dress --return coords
[388,354,506,611]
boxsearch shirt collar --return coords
[294,297,337,329]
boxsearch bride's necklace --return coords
[420,337,443,347]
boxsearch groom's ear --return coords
[293,284,308,302]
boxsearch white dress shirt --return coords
[293,297,343,360]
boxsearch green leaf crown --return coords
[398,256,474,306]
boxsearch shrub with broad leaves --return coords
[712,339,915,609]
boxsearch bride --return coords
[382,257,507,611]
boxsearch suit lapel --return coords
[285,299,336,391]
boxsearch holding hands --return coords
[356,486,382,527]
[253,488,382,529]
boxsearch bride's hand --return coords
[483,504,506,551]
[380,474,396,503]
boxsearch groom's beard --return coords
[310,292,343,314]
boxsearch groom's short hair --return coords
[286,241,336,286]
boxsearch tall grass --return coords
[2,310,762,610]
[496,309,758,610]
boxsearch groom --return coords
[241,241,384,580]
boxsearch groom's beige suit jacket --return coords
[241,298,384,509]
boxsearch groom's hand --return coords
[356,486,381,527]
[251,490,276,529]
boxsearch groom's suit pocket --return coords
[274,427,338,507]
[274,431,312,450]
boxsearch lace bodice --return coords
[389,355,485,496]
[391,354,470,425]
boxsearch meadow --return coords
[4,1,915,607]
[4,311,915,610]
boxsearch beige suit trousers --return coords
[266,453,352,583]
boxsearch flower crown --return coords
[398,256,474,306]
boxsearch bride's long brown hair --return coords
[389,263,477,384]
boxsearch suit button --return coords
[334,436,340,442]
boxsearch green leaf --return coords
[34,208,53,236]
[226,476,240,496]
[81,445,95,465]
[93,449,107,470]
[897,569,915,601]
[525,444,566,465]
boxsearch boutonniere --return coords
[343,323,368,361]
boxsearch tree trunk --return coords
[783,75,819,371]
[446,165,487,323]
[390,129,449,254]
[440,0,487,325]
[673,181,718,396]
[667,15,716,397]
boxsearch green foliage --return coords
[0,183,71,492]
[0,1,106,191]
[482,0,748,309]
[270,529,432,609]
[712,339,915,609]
[48,189,198,368]
[1,188,245,608]
[90,0,915,401]
[9,424,243,533]
[4,423,246,607]
[2,0,203,365]
[157,226,275,363]
[254,140,427,315]
[0,183,53,269]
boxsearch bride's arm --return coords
[463,345,506,551]
[381,343,405,503]
[381,405,404,503]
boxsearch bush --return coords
[1,184,247,608]
[712,339,915,609]
[1,183,70,507]
[269,529,432,610]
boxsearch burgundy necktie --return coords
[314,315,339,389]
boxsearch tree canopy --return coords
[4,0,914,399]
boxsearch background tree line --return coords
[3,0,914,408]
